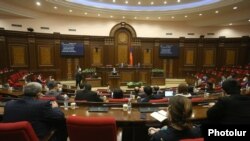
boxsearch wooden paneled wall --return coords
[0,29,249,80]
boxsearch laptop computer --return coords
[88,107,109,112]
[165,91,174,97]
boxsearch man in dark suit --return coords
[75,83,103,102]
[75,66,82,88]
[207,78,250,124]
[3,82,68,141]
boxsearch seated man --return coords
[75,83,103,102]
[175,83,192,98]
[112,88,124,99]
[45,81,64,100]
[139,86,156,102]
[3,82,67,141]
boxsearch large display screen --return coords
[61,42,84,56]
[159,44,179,58]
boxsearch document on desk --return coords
[150,110,167,122]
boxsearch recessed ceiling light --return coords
[248,19,250,22]
[171,16,175,19]
[113,0,116,3]
[233,6,238,10]
[110,15,113,18]
[134,17,137,19]
[69,9,72,13]
[199,13,202,16]
[54,6,58,10]
[36,1,41,6]
[158,17,161,19]
[122,16,125,19]
[138,1,141,5]
[84,12,88,15]
[150,2,154,5]
[177,0,181,3]
[146,17,149,19]
[125,1,128,4]
[184,15,188,18]
[229,23,233,26]
[215,10,219,14]
[164,1,167,4]
[98,14,101,16]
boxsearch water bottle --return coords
[127,98,132,114]
[64,94,69,110]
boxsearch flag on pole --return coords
[129,47,133,65]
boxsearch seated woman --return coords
[148,96,201,141]
[175,83,192,97]
[112,88,124,99]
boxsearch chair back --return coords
[39,96,56,101]
[149,98,168,103]
[180,138,204,141]
[108,98,128,103]
[0,121,39,141]
[67,116,117,141]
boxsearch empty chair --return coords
[149,98,168,103]
[0,121,39,141]
[180,138,204,141]
[67,116,117,141]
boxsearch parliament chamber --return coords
[1,0,250,141]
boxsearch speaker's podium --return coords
[108,69,120,90]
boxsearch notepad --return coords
[88,107,109,112]
[139,107,158,113]
[150,110,168,122]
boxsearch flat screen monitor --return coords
[159,44,179,58]
[61,42,84,56]
[165,91,174,97]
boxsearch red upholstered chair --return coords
[39,96,56,101]
[67,116,117,141]
[191,97,204,103]
[108,98,128,103]
[0,121,39,141]
[149,98,169,103]
[180,138,204,141]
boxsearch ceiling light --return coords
[98,14,101,16]
[134,17,137,19]
[215,10,219,14]
[171,16,175,19]
[229,23,233,26]
[54,6,58,10]
[248,19,250,22]
[146,17,149,19]
[164,1,167,4]
[177,0,181,3]
[233,6,238,10]
[158,17,161,19]
[69,9,72,12]
[113,0,116,3]
[138,1,141,5]
[150,2,154,5]
[84,12,88,15]
[199,13,202,16]
[122,16,125,19]
[110,15,113,18]
[184,15,188,18]
[125,1,128,4]
[36,1,41,6]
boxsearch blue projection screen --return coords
[159,44,179,58]
[61,42,84,56]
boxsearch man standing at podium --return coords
[75,66,82,88]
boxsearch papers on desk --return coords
[150,110,168,122]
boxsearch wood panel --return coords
[91,47,102,66]
[224,48,237,65]
[37,45,54,67]
[117,45,128,64]
[120,71,134,83]
[184,48,196,66]
[203,48,216,67]
[143,49,152,65]
[9,44,28,67]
